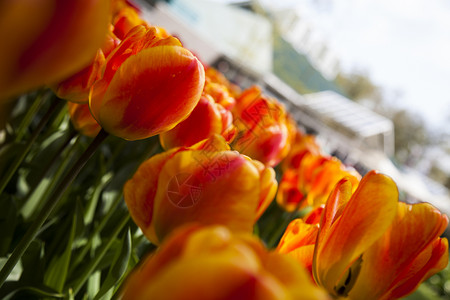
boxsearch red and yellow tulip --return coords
[231,86,291,167]
[121,225,330,300]
[89,24,205,140]
[159,94,236,149]
[124,135,277,245]
[277,153,361,211]
[0,0,110,101]
[277,171,448,299]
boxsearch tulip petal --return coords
[124,149,179,242]
[313,171,398,296]
[152,150,261,244]
[348,202,449,300]
[159,95,223,149]
[277,219,319,278]
[96,45,205,140]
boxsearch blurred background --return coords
[141,0,450,215]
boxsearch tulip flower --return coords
[277,153,360,211]
[277,219,319,278]
[0,0,110,101]
[67,102,101,138]
[112,6,146,40]
[89,25,205,140]
[124,135,277,245]
[277,171,449,300]
[231,86,291,167]
[205,67,241,99]
[159,94,236,149]
[204,81,236,110]
[121,225,330,300]
[281,132,321,172]
[276,169,305,212]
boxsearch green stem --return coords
[14,90,47,142]
[0,129,109,288]
[72,214,130,295]
[0,97,64,195]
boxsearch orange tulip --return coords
[277,153,360,211]
[112,6,146,40]
[276,169,305,212]
[277,171,449,300]
[205,67,241,99]
[89,24,205,140]
[67,102,101,138]
[124,135,277,245]
[232,86,291,167]
[159,94,236,149]
[277,219,319,278]
[121,225,330,300]
[204,81,236,110]
[281,132,321,172]
[304,157,361,208]
[0,0,110,100]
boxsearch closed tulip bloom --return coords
[124,135,277,245]
[204,81,236,110]
[0,0,110,100]
[232,86,291,167]
[89,25,205,140]
[205,67,241,99]
[159,94,236,149]
[67,102,100,138]
[121,225,330,300]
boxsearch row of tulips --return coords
[0,0,448,299]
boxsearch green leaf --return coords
[2,285,64,300]
[19,240,44,284]
[43,209,77,292]
[93,228,132,300]
[86,270,101,300]
[0,195,18,256]
[0,143,26,182]
[84,172,113,225]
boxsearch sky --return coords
[216,0,450,133]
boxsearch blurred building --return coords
[270,8,340,81]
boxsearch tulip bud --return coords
[67,102,101,138]
[159,94,236,149]
[89,25,205,141]
[124,135,277,245]
[121,225,330,300]
[231,86,291,167]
